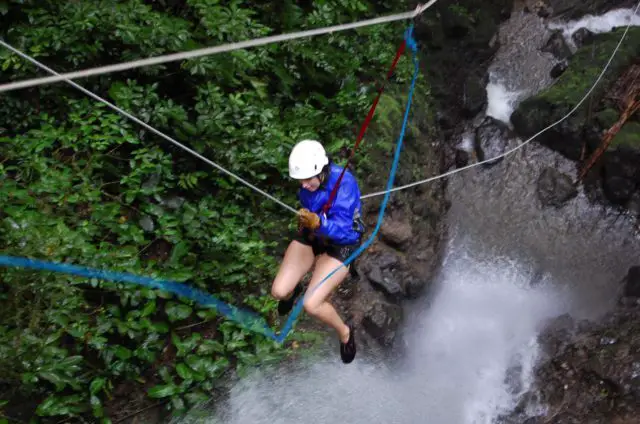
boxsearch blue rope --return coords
[0,24,421,344]
[0,255,279,339]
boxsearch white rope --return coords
[0,1,437,93]
[361,0,640,200]
[0,40,300,215]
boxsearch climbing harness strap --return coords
[322,38,408,215]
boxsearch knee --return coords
[303,295,320,316]
[271,285,290,300]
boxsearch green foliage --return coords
[0,0,429,421]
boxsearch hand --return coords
[298,208,320,230]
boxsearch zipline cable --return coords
[0,1,437,93]
[0,1,434,216]
[361,1,640,199]
[0,39,299,215]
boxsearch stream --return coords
[175,5,640,424]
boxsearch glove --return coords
[298,208,321,230]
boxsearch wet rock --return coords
[366,265,403,297]
[376,251,400,269]
[623,266,640,298]
[542,30,572,60]
[436,111,455,130]
[537,5,551,18]
[572,28,595,48]
[455,149,470,168]
[506,300,640,424]
[360,251,404,297]
[380,218,413,248]
[462,71,488,117]
[403,275,425,299]
[626,192,640,217]
[550,60,568,78]
[362,299,403,346]
[538,314,575,353]
[511,95,584,160]
[602,152,640,205]
[474,117,511,167]
[536,167,578,208]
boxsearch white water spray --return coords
[549,8,640,48]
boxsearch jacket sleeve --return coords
[316,178,358,240]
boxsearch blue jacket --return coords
[298,163,364,245]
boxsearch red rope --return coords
[322,39,408,214]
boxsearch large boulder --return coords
[474,117,513,167]
[511,27,640,161]
[541,30,572,60]
[380,218,413,249]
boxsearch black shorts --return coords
[293,230,360,264]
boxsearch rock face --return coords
[362,300,403,347]
[334,0,517,350]
[415,0,513,124]
[511,26,640,210]
[503,274,640,424]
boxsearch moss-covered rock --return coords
[511,27,640,160]
[415,0,512,122]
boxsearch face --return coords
[300,176,321,192]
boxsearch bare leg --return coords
[303,254,350,343]
[271,240,315,300]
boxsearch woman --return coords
[271,139,364,364]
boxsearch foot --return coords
[340,323,356,364]
[277,284,303,316]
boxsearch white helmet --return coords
[288,139,329,179]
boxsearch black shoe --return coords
[277,284,303,316]
[340,323,356,364]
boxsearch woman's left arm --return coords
[316,180,359,239]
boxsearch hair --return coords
[318,157,332,184]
